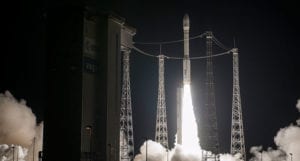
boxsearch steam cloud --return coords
[0,145,28,161]
[0,91,37,147]
[296,99,300,112]
[0,91,43,161]
[297,99,300,125]
[133,140,242,161]
[250,99,300,161]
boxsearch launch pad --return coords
[120,14,246,161]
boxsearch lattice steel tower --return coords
[203,31,220,155]
[120,49,134,161]
[230,48,246,160]
[155,54,169,148]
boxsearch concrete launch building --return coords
[43,3,135,161]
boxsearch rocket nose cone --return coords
[183,14,190,29]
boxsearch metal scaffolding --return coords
[230,48,246,160]
[155,55,169,148]
[120,49,134,161]
[202,31,220,159]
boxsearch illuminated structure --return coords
[120,26,136,161]
[155,55,169,148]
[202,31,220,161]
[230,48,246,160]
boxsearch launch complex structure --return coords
[119,14,246,161]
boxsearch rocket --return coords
[183,14,191,84]
[177,14,190,145]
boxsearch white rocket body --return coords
[177,14,191,145]
[183,14,191,85]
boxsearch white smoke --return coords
[274,125,300,160]
[133,140,242,161]
[296,99,300,112]
[249,146,286,161]
[0,91,43,161]
[296,99,300,125]
[250,99,300,161]
[134,140,167,161]
[0,91,37,147]
[0,144,28,161]
[219,153,242,161]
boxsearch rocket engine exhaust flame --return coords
[181,84,201,153]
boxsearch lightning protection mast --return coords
[230,48,246,160]
[155,54,169,148]
[120,49,134,161]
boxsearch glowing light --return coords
[181,84,201,153]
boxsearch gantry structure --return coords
[201,31,220,161]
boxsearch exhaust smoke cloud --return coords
[250,99,300,161]
[0,91,42,161]
[0,145,28,161]
[0,91,37,147]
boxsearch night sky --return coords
[2,0,300,159]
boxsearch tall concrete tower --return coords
[155,55,169,148]
[183,14,191,85]
[44,11,127,161]
[230,48,246,160]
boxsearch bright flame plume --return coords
[181,84,201,153]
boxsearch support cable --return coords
[212,36,231,51]
[134,33,206,45]
[131,46,158,58]
[131,46,233,60]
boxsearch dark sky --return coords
[2,0,300,159]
